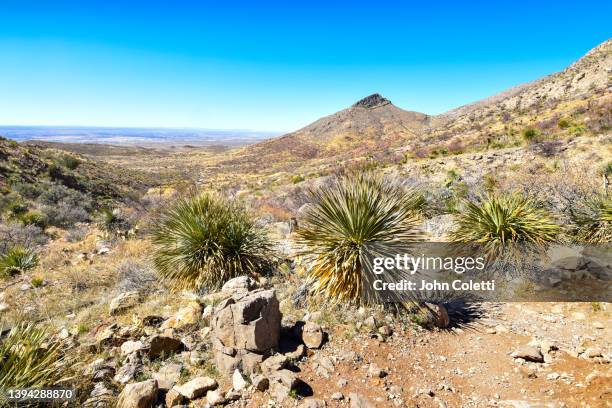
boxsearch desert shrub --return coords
[0,192,28,217]
[65,227,88,243]
[558,118,571,129]
[116,260,158,292]
[39,184,91,209]
[0,246,39,277]
[17,210,47,229]
[60,154,81,170]
[0,222,47,254]
[450,193,560,255]
[98,208,130,233]
[296,173,423,304]
[0,323,72,395]
[11,182,42,199]
[521,128,541,143]
[42,203,90,228]
[152,193,275,291]
[570,196,611,243]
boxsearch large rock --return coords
[109,291,140,315]
[121,341,146,356]
[174,377,218,400]
[268,369,299,402]
[212,288,282,376]
[153,363,183,391]
[116,379,158,408]
[148,336,183,359]
[165,388,186,407]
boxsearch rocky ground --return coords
[75,273,610,408]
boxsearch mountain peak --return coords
[352,93,391,109]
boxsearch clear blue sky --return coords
[0,1,609,132]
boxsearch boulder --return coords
[212,288,281,376]
[174,377,217,400]
[206,390,225,406]
[116,379,158,408]
[109,292,140,315]
[148,336,183,359]
[302,322,324,349]
[299,399,327,408]
[268,369,299,402]
[251,374,269,391]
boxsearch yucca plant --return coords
[0,323,72,399]
[450,193,560,257]
[0,246,39,278]
[152,193,274,291]
[570,196,611,243]
[296,173,423,305]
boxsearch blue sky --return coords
[0,1,609,132]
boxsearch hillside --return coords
[225,39,610,169]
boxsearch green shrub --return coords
[18,210,47,229]
[0,323,72,394]
[521,128,541,143]
[152,193,275,290]
[570,196,611,243]
[60,155,81,170]
[558,118,571,129]
[0,246,39,277]
[450,193,560,255]
[98,208,129,233]
[296,173,423,304]
[30,277,44,287]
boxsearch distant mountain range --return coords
[0,126,280,147]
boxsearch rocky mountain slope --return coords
[235,39,610,166]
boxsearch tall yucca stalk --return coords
[450,193,560,256]
[571,196,611,243]
[152,193,274,291]
[297,173,423,304]
[0,323,72,396]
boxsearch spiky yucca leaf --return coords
[0,246,38,278]
[297,173,423,305]
[152,194,274,291]
[0,323,72,394]
[571,196,612,243]
[450,193,560,256]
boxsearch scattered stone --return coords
[299,399,326,408]
[83,382,114,408]
[165,388,186,407]
[116,379,158,408]
[91,365,116,383]
[331,392,344,400]
[142,315,165,327]
[349,393,375,408]
[221,276,258,294]
[175,377,218,400]
[225,389,241,401]
[364,316,377,330]
[302,321,325,349]
[109,291,140,315]
[148,335,183,359]
[512,346,544,363]
[592,321,605,329]
[121,341,146,356]
[251,374,269,391]
[337,378,349,387]
[426,303,450,328]
[114,363,141,384]
[368,363,387,378]
[378,325,393,336]
[201,304,214,323]
[232,369,248,391]
[206,389,225,406]
[153,363,183,391]
[268,369,299,402]
[584,347,603,358]
[547,372,560,381]
[161,303,202,330]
